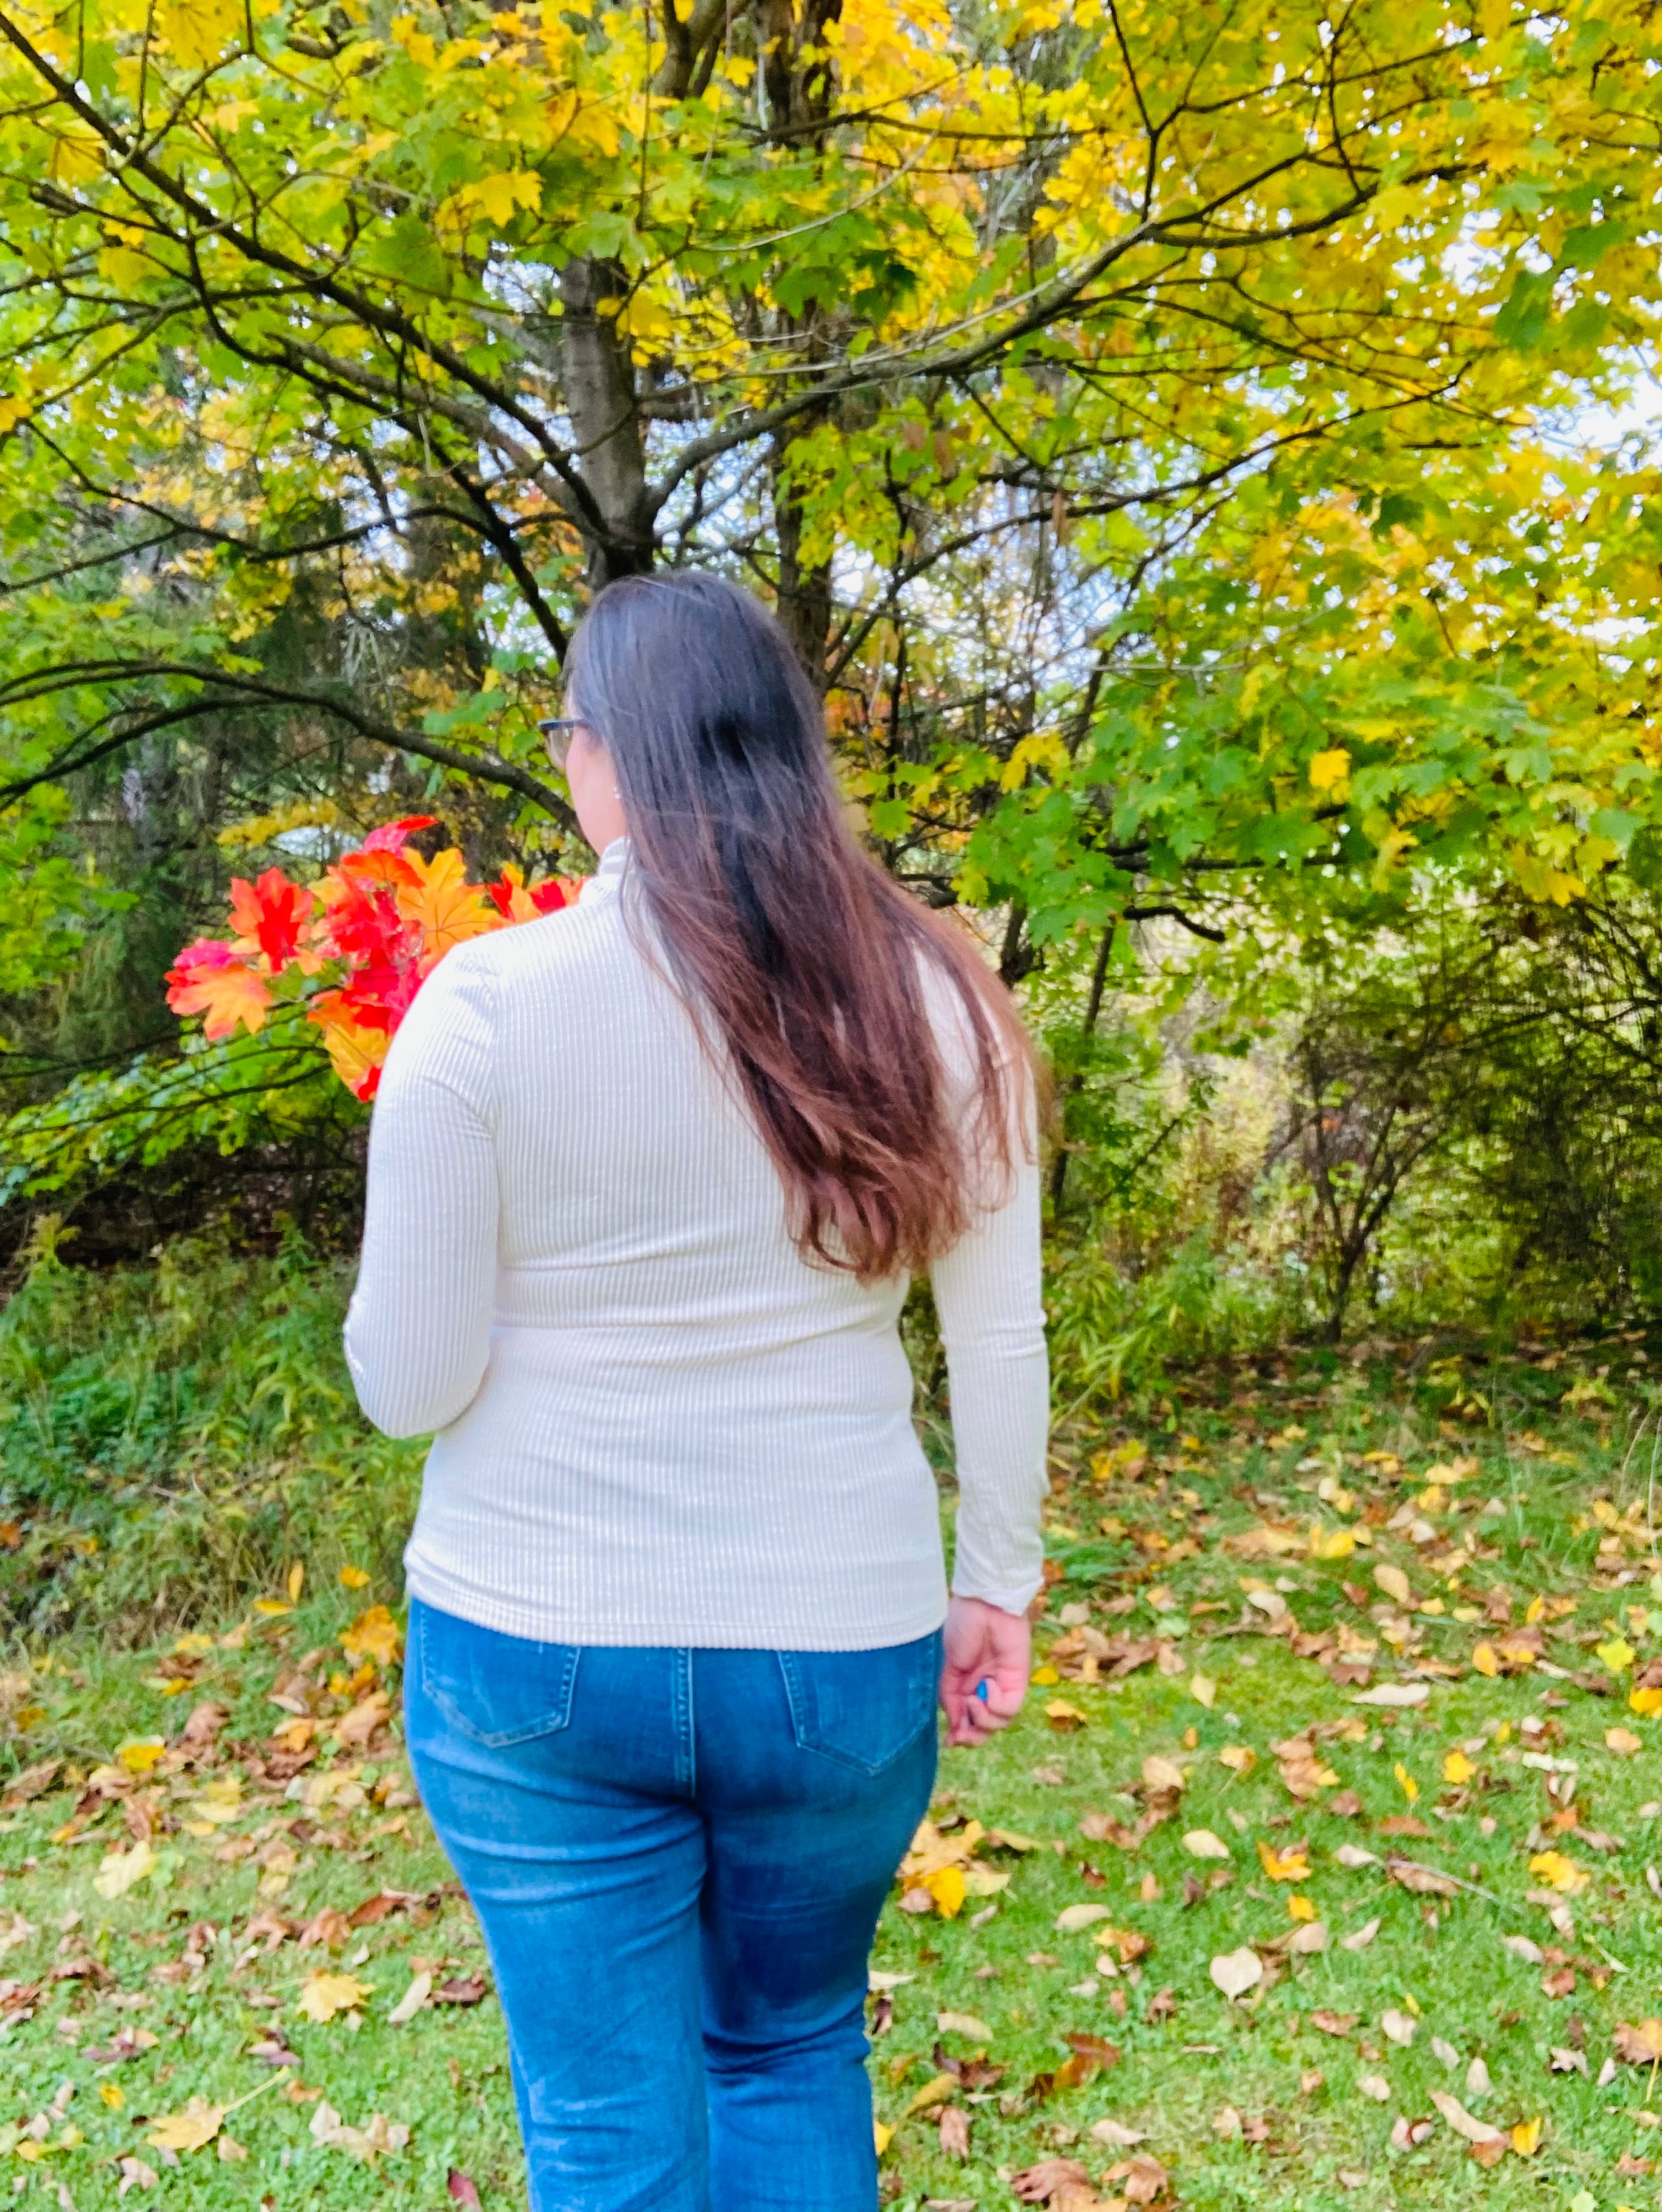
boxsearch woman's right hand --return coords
[939,1595,1031,1749]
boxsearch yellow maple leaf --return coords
[1309,749,1352,796]
[297,1972,370,2024]
[1509,2117,1543,2157]
[340,1566,370,1590]
[1595,1637,1635,1675]
[341,1605,402,1669]
[1443,1749,1474,1786]
[923,1866,966,1918]
[1527,1850,1588,1895]
[1471,1642,1500,1678]
[1630,1686,1662,1717]
[396,848,497,963]
[1258,1839,1310,1882]
[147,2098,224,2155]
[456,169,542,226]
[93,1840,158,1900]
[117,1737,166,1774]
[1394,1762,1419,1805]
[1287,1894,1317,1922]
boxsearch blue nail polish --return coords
[975,1678,990,1702]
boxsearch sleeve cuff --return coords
[950,1571,1044,1618]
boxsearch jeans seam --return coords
[673,1647,694,1796]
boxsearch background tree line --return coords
[0,0,1656,1360]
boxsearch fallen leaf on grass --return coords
[1311,2009,1358,2036]
[1065,2031,1123,2069]
[1358,2074,1390,2102]
[309,2100,410,2163]
[1614,2021,1662,2064]
[85,2027,158,2065]
[1430,2090,1504,2146]
[1182,1829,1231,1860]
[1527,1850,1589,1895]
[297,1907,352,1951]
[1382,2008,1416,2047]
[937,2011,993,2042]
[1091,2118,1147,2147]
[117,2157,158,2195]
[115,1739,166,1774]
[335,1691,391,1750]
[1549,2047,1588,2074]
[1056,1904,1115,1933]
[2,1760,60,1809]
[1374,1564,1412,1606]
[388,1971,431,2026]
[93,1841,157,1900]
[1387,1857,1458,1898]
[340,1605,401,1668]
[1209,1948,1262,1999]
[148,2099,226,2155]
[1350,1683,1429,1708]
[1341,1918,1380,1951]
[1257,1840,1309,1882]
[1111,2153,1171,2203]
[938,2105,971,2159]
[1502,1934,1544,1964]
[904,2072,956,2115]
[296,1971,369,2024]
[1606,1726,1643,1756]
[1011,2161,1092,2203]
[433,1976,487,2006]
[447,2174,481,2209]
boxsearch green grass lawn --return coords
[0,1337,1658,2211]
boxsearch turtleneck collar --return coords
[580,837,630,904]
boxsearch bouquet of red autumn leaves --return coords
[165,816,577,1100]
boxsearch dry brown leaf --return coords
[1011,2158,1092,2202]
[1430,2090,1504,2145]
[1209,1947,1262,1999]
[938,2106,971,2160]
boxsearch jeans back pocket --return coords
[777,1632,941,1775]
[414,1600,582,1750]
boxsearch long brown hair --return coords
[566,573,1034,1281]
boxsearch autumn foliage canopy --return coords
[165,820,574,1100]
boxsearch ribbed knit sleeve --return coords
[344,946,499,1439]
[930,1144,1049,1617]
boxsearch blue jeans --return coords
[403,1600,941,2212]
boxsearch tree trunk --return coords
[1049,918,1117,1213]
[559,257,653,589]
[771,429,834,686]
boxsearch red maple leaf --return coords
[228,867,311,969]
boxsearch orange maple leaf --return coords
[397,848,500,965]
[165,943,272,1040]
